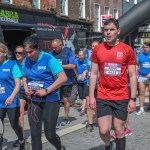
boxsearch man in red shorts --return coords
[89,18,137,150]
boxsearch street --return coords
[2,97,150,150]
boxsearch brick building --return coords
[0,0,122,48]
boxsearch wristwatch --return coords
[45,88,50,95]
[130,98,136,102]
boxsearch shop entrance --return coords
[2,29,32,59]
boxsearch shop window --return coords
[79,0,85,19]
[113,9,118,19]
[1,0,12,4]
[134,0,137,4]
[60,0,68,16]
[94,4,101,32]
[32,0,41,9]
[104,6,110,15]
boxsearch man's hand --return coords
[89,97,96,110]
[81,71,87,80]
[128,100,136,113]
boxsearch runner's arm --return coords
[89,62,99,98]
[128,64,137,99]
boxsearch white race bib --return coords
[104,63,122,76]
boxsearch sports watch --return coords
[45,88,50,95]
[130,98,136,102]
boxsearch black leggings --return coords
[0,107,24,150]
[28,101,61,150]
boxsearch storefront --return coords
[57,17,93,49]
[0,3,57,25]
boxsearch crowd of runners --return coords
[0,18,150,150]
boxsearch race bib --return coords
[0,86,5,94]
[104,63,122,76]
[28,81,44,91]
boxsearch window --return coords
[60,0,68,16]
[104,6,110,15]
[32,0,41,9]
[94,4,101,32]
[1,0,12,4]
[134,0,137,4]
[113,9,118,19]
[79,0,85,18]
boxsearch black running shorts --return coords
[96,98,129,121]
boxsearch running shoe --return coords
[85,124,94,133]
[60,118,70,126]
[111,132,116,139]
[124,128,132,136]
[111,128,132,139]
[79,109,85,116]
[136,110,145,115]
[13,139,19,147]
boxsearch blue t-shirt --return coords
[16,60,25,93]
[0,60,22,108]
[137,52,150,77]
[74,58,88,84]
[50,47,75,85]
[23,51,63,102]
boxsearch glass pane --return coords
[2,0,10,3]
[32,0,39,8]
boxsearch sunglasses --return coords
[14,52,23,55]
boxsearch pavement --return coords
[2,96,150,150]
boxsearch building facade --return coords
[0,0,122,48]
[122,0,142,14]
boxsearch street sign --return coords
[138,26,150,32]
[101,14,112,27]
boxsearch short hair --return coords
[52,38,63,45]
[78,50,86,56]
[144,42,150,47]
[0,42,11,59]
[92,40,100,44]
[23,34,39,49]
[15,45,24,51]
[104,18,119,29]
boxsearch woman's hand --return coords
[5,96,14,106]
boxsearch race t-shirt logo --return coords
[38,66,46,70]
[117,52,123,59]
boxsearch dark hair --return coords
[144,42,150,47]
[92,40,100,44]
[104,18,119,29]
[23,34,39,49]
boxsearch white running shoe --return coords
[136,110,145,115]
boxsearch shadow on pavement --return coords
[88,145,104,150]
[2,138,14,149]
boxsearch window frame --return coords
[113,8,118,19]
[79,0,85,19]
[94,3,101,32]
[104,6,110,15]
[60,0,68,16]
[32,0,41,9]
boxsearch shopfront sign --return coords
[101,14,112,27]
[0,5,57,25]
[0,9,19,23]
[138,25,150,32]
